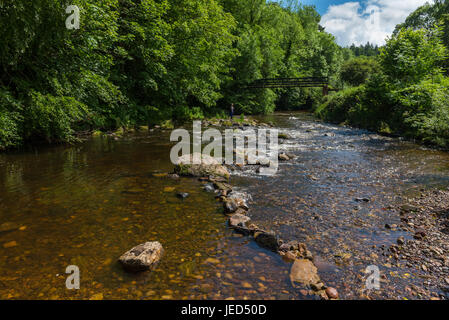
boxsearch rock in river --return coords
[254,231,279,252]
[290,259,320,286]
[227,191,251,209]
[325,287,339,299]
[203,184,215,193]
[224,199,240,214]
[213,182,232,193]
[223,192,251,214]
[0,222,20,233]
[174,153,229,179]
[176,192,189,199]
[229,213,250,228]
[119,242,164,272]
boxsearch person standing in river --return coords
[230,103,234,120]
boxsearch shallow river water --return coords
[1,112,448,300]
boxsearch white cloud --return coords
[321,0,430,46]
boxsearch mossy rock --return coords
[160,120,174,130]
[92,130,104,137]
[114,127,125,137]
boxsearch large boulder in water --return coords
[225,191,251,211]
[223,192,251,214]
[174,153,229,179]
[290,259,321,286]
[119,242,164,272]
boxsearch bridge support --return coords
[322,85,329,96]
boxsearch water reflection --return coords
[1,112,449,299]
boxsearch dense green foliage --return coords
[340,56,379,86]
[0,0,344,150]
[317,0,449,148]
[316,85,365,124]
[348,42,379,57]
[394,0,449,33]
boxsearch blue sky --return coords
[282,1,430,46]
[297,0,350,15]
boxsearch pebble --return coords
[89,293,103,300]
[325,287,339,299]
[3,241,17,248]
[176,192,189,199]
[203,258,220,264]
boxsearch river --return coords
[1,112,448,299]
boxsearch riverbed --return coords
[1,112,448,299]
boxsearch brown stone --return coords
[289,259,320,286]
[282,251,297,262]
[119,242,163,272]
[174,154,229,179]
[325,287,339,299]
[224,199,239,214]
[229,214,251,228]
[278,153,290,161]
[254,231,279,252]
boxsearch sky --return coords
[295,0,431,46]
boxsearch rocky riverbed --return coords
[381,188,449,299]
[1,111,449,300]
[216,112,449,300]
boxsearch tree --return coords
[341,56,380,86]
[0,0,346,149]
[380,28,447,85]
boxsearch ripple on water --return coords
[1,113,449,300]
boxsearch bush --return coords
[25,92,88,143]
[340,56,380,86]
[349,73,397,131]
[380,27,447,86]
[276,88,324,110]
[394,78,449,147]
[0,89,23,150]
[315,86,365,124]
[0,113,22,151]
[173,106,205,122]
[74,71,126,130]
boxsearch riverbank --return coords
[315,85,449,151]
[385,188,449,299]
